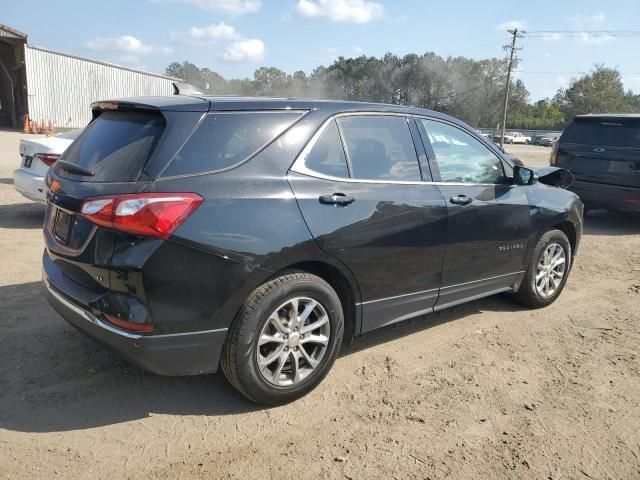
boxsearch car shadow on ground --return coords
[0,177,14,185]
[0,280,523,433]
[584,210,640,236]
[0,203,45,229]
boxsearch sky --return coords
[4,0,640,101]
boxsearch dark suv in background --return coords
[552,114,640,214]
[44,96,583,405]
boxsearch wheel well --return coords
[280,261,357,342]
[551,221,576,256]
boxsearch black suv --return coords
[552,114,640,213]
[44,96,583,405]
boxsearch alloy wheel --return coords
[535,243,566,299]
[256,297,331,387]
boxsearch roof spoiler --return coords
[172,81,203,96]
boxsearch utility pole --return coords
[500,28,523,148]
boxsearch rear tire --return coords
[221,271,344,406]
[512,229,572,308]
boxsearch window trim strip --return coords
[290,111,513,187]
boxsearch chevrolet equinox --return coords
[43,96,583,405]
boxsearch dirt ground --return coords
[0,131,639,479]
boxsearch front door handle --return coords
[319,193,355,206]
[450,195,473,206]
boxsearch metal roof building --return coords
[0,24,178,129]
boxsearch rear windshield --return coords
[161,111,302,177]
[58,111,165,182]
[562,118,640,148]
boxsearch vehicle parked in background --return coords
[495,131,531,144]
[539,136,557,147]
[43,96,582,405]
[13,130,82,203]
[551,114,640,214]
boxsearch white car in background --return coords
[13,129,82,203]
[491,131,532,144]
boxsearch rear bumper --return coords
[569,180,640,213]
[13,168,46,203]
[43,272,227,376]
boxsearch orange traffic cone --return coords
[48,120,54,135]
[33,119,39,134]
[23,115,30,133]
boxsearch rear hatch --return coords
[556,116,640,188]
[45,99,207,305]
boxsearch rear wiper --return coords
[57,160,95,177]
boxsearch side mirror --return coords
[514,165,538,185]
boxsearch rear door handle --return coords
[319,193,355,206]
[449,195,473,206]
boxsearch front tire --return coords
[221,272,344,406]
[512,229,572,308]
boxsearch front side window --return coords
[421,119,505,184]
[338,115,421,182]
[304,120,349,178]
[163,111,302,177]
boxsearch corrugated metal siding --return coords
[25,45,177,128]
[0,29,20,39]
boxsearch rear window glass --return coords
[59,111,164,182]
[162,111,302,177]
[562,118,640,148]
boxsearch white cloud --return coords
[296,0,384,23]
[352,45,364,55]
[170,22,240,43]
[571,13,606,29]
[158,0,260,15]
[222,38,265,61]
[541,32,563,42]
[496,19,526,31]
[577,31,614,44]
[569,12,614,44]
[87,35,172,55]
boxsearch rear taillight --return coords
[35,153,60,166]
[549,142,559,166]
[80,193,203,239]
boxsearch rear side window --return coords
[562,118,640,148]
[338,115,421,181]
[59,111,164,182]
[162,111,302,177]
[304,120,349,178]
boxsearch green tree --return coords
[555,65,633,120]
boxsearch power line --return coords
[519,71,640,75]
[523,30,640,38]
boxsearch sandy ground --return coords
[504,143,554,167]
[0,132,639,479]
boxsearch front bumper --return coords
[13,168,46,203]
[43,273,227,376]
